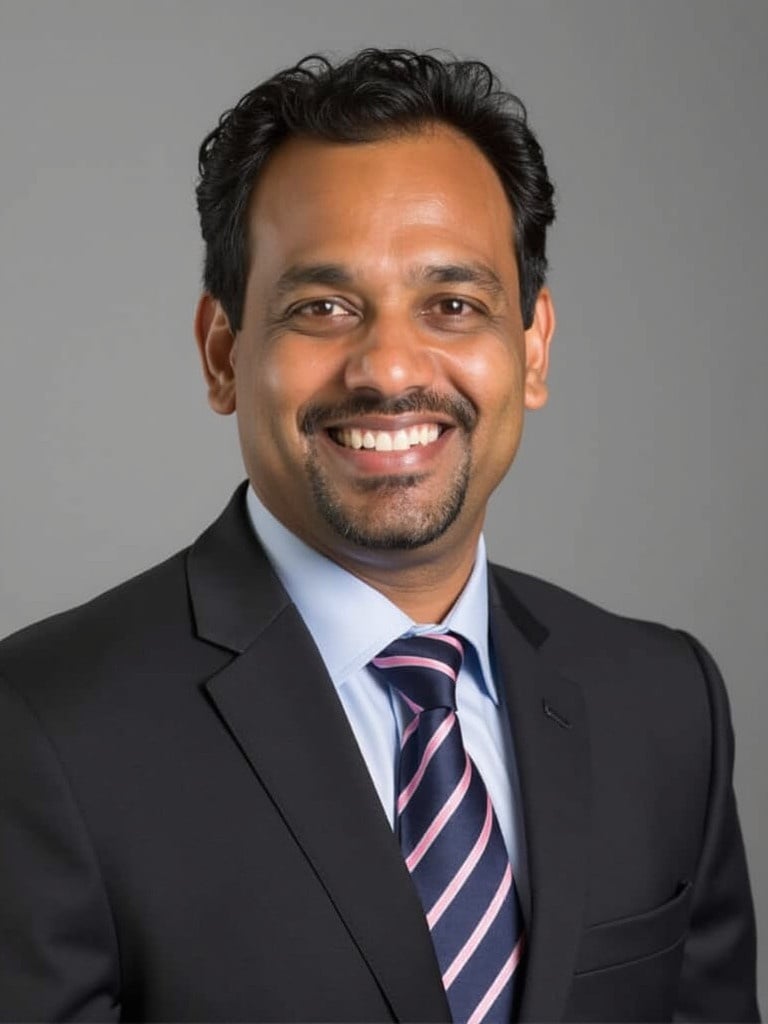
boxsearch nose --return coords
[343,313,436,398]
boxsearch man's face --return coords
[199,126,553,569]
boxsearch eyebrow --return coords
[273,263,355,298]
[411,262,505,301]
[271,260,505,301]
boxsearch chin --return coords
[316,491,466,552]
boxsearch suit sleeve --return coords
[0,674,121,1022]
[673,634,760,1022]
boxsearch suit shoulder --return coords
[1,548,190,648]
[492,564,733,793]
[490,562,708,673]
[490,561,669,631]
[0,548,196,702]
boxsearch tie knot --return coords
[370,632,464,713]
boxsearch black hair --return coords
[196,48,555,330]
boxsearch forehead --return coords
[246,126,517,284]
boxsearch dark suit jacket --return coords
[0,483,759,1022]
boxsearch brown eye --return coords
[439,298,470,315]
[286,297,359,334]
[300,299,346,317]
[420,295,488,333]
[429,297,484,318]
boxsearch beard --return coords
[305,447,471,550]
[300,391,476,551]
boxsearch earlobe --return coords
[194,293,237,415]
[523,287,556,411]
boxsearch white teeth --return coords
[334,424,443,450]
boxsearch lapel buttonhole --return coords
[542,699,572,730]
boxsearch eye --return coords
[436,298,474,316]
[291,298,354,318]
[423,296,487,326]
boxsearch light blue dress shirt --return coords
[246,487,527,885]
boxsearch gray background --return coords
[1,0,765,1006]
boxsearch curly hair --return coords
[196,48,555,330]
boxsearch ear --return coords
[523,287,556,410]
[194,293,237,415]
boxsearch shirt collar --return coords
[245,486,498,703]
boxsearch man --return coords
[0,49,759,1022]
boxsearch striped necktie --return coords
[371,632,524,1024]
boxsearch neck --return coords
[248,485,484,623]
[325,530,482,624]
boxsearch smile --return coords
[329,424,443,452]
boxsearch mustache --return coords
[300,391,478,435]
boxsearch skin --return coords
[195,125,555,622]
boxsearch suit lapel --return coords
[188,485,450,1023]
[490,569,591,1022]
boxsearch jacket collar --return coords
[187,482,291,653]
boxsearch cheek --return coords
[237,344,304,437]
[455,344,526,478]
[446,338,524,417]
[233,347,294,467]
[262,341,337,419]
[261,359,293,417]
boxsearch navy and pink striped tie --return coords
[371,632,524,1024]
